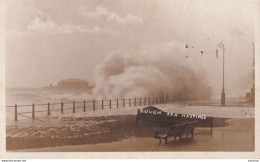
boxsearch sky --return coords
[5,0,255,98]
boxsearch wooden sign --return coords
[136,106,213,131]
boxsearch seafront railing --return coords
[6,96,182,121]
[6,96,248,121]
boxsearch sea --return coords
[5,87,94,123]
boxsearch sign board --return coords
[136,106,213,131]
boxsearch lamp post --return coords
[216,42,225,106]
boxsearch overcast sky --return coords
[5,0,255,98]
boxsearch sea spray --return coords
[92,41,212,100]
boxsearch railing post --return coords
[162,96,164,103]
[117,99,118,108]
[73,101,75,113]
[162,97,164,103]
[123,98,125,107]
[61,102,64,114]
[83,100,86,112]
[47,103,50,116]
[148,97,150,105]
[32,103,35,119]
[144,98,146,105]
[93,100,95,111]
[139,98,141,106]
[109,99,112,109]
[102,100,104,109]
[134,98,136,106]
[129,98,131,106]
[14,104,17,121]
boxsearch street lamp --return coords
[216,42,225,106]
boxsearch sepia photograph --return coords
[1,0,260,159]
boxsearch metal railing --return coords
[6,96,179,121]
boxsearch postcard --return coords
[0,0,259,159]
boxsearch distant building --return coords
[245,43,255,105]
[56,79,93,90]
[44,79,94,90]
